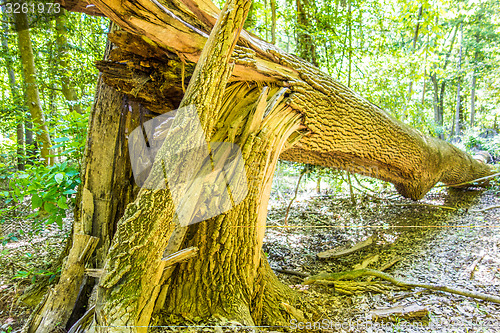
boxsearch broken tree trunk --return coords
[63,0,491,200]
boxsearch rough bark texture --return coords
[92,0,258,331]
[67,0,491,200]
[14,11,52,166]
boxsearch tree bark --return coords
[14,11,53,166]
[91,0,263,330]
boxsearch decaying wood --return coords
[85,268,104,278]
[24,235,98,333]
[317,236,374,259]
[61,0,493,200]
[304,268,500,304]
[370,304,429,322]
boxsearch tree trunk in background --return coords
[56,10,83,114]
[1,7,24,170]
[470,33,480,127]
[296,0,318,66]
[453,22,464,137]
[14,11,52,166]
[431,24,458,139]
[24,119,34,164]
[26,29,140,332]
[270,0,277,44]
[403,4,423,119]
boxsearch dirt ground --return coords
[0,181,499,332]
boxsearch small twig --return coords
[435,172,500,188]
[283,167,308,225]
[468,252,486,280]
[389,203,457,210]
[471,205,500,213]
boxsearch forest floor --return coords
[265,185,500,332]
[0,179,499,332]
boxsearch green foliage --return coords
[7,162,80,227]
[13,266,61,283]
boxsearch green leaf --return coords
[44,202,58,214]
[32,194,43,209]
[57,197,68,209]
[55,215,63,227]
[53,137,70,143]
[62,189,77,195]
[54,173,65,184]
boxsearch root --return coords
[305,268,500,304]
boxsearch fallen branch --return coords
[367,256,401,282]
[353,254,379,270]
[317,236,374,259]
[389,203,457,210]
[304,268,500,304]
[471,205,500,213]
[466,252,486,280]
